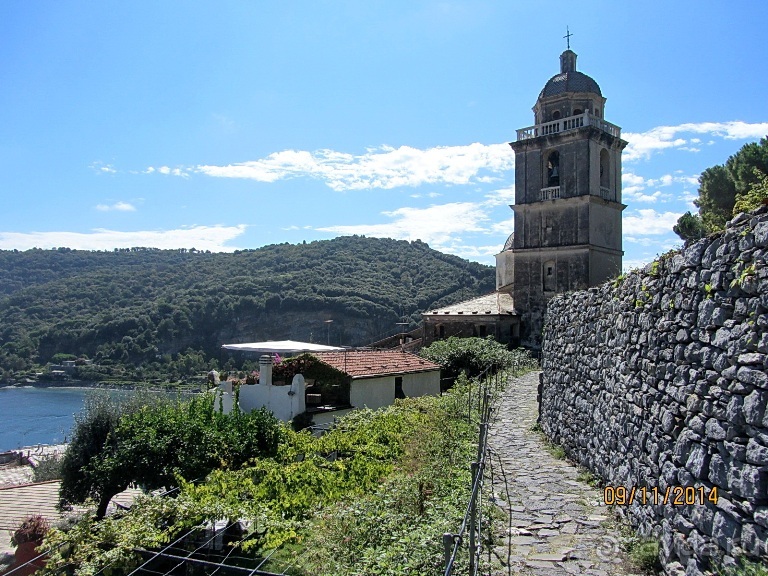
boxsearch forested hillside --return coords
[0,236,495,382]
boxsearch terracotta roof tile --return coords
[313,350,441,379]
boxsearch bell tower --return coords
[496,48,627,348]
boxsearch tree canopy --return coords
[675,137,768,241]
[59,392,283,519]
[0,236,495,383]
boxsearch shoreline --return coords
[0,380,202,393]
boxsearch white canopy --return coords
[222,340,345,354]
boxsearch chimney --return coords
[259,354,273,386]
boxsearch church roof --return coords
[539,49,602,99]
[539,71,602,98]
[425,291,517,317]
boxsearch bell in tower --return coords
[495,46,627,348]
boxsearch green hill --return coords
[0,236,494,382]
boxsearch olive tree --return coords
[59,392,284,519]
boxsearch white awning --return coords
[222,340,346,354]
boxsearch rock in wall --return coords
[540,208,768,575]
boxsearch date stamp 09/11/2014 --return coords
[603,485,719,506]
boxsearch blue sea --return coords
[0,386,190,452]
[0,386,93,451]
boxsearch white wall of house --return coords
[240,374,306,421]
[217,375,306,421]
[349,370,440,410]
[402,370,441,398]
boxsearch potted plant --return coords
[10,515,50,571]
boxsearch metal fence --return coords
[441,368,502,576]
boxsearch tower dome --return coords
[538,49,602,99]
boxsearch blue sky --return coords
[1,1,767,271]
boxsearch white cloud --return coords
[623,209,682,236]
[154,166,188,178]
[0,225,247,252]
[623,121,768,162]
[490,217,515,235]
[622,171,698,203]
[192,143,515,191]
[90,161,117,174]
[95,201,136,212]
[483,186,515,207]
[317,202,489,249]
[629,191,665,203]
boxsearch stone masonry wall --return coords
[540,208,768,575]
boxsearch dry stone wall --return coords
[540,207,768,575]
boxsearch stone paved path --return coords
[484,371,643,576]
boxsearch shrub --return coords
[32,454,63,482]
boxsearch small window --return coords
[594,108,600,117]
[439,325,445,339]
[479,325,487,337]
[543,260,556,292]
[552,110,561,120]
[573,108,583,116]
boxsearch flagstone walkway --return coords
[485,371,643,576]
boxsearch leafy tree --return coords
[419,336,536,381]
[672,211,707,242]
[59,392,283,519]
[59,393,142,519]
[675,137,768,240]
[695,164,737,233]
[727,136,768,201]
[733,167,768,215]
[0,237,495,381]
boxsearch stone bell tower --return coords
[496,48,627,348]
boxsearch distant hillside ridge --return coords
[0,236,494,380]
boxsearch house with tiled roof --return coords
[313,350,441,414]
[219,350,441,428]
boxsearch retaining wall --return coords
[540,207,768,575]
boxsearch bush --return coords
[32,454,63,482]
[59,391,284,520]
[420,336,537,381]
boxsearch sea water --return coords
[0,387,93,451]
[0,386,191,452]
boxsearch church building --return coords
[423,47,627,350]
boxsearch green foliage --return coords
[625,538,661,574]
[714,557,768,576]
[575,468,600,487]
[59,392,283,519]
[673,211,708,242]
[676,136,768,240]
[697,164,738,232]
[733,167,768,215]
[42,378,500,575]
[728,136,768,204]
[419,336,537,381]
[58,392,142,519]
[612,273,627,288]
[730,263,757,289]
[0,237,494,382]
[32,453,63,482]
